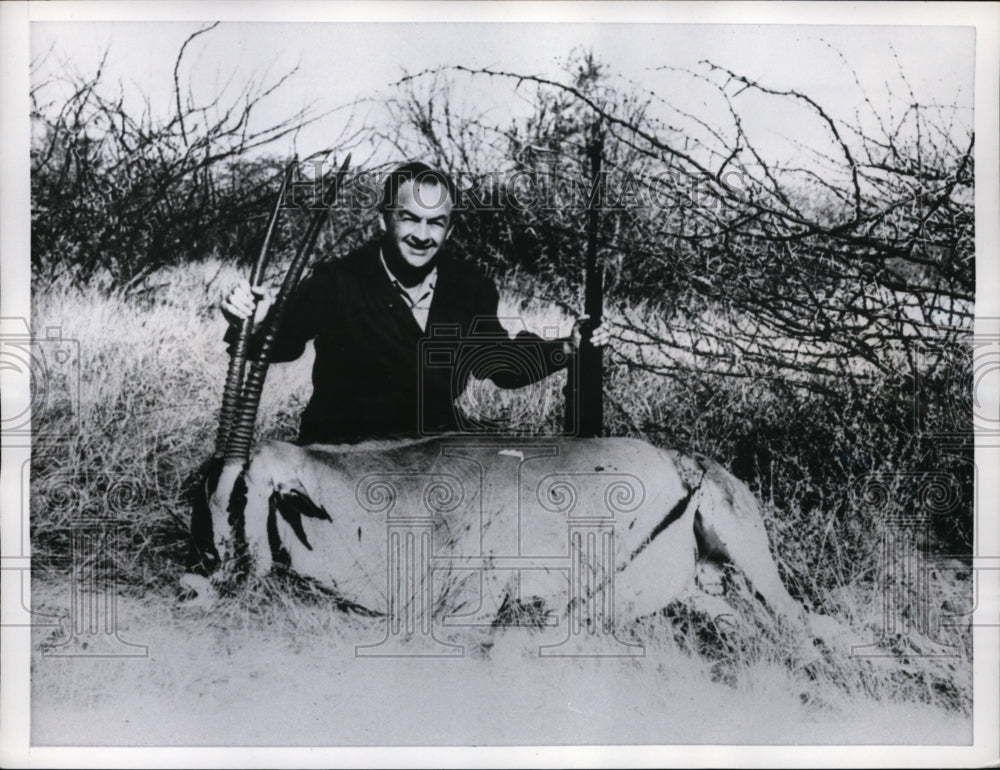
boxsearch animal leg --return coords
[614,492,700,621]
[695,472,804,624]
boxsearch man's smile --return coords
[403,242,434,257]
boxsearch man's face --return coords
[381,179,454,268]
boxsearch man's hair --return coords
[381,161,458,211]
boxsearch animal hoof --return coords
[806,613,852,648]
[695,562,726,596]
[178,573,217,610]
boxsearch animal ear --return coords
[281,488,332,521]
[271,488,332,552]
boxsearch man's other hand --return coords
[589,320,613,348]
[571,314,614,350]
[221,280,272,327]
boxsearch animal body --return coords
[201,434,815,643]
[197,160,838,651]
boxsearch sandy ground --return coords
[29,582,971,747]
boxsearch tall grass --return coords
[30,259,973,721]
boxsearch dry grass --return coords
[30,579,971,746]
[29,259,973,745]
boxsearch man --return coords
[222,161,610,444]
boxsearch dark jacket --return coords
[237,240,569,444]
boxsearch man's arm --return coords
[468,280,573,389]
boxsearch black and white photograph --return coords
[1,1,998,766]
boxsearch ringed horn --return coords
[213,167,288,459]
[216,154,351,466]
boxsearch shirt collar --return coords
[379,249,437,300]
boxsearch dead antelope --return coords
[205,435,822,635]
[187,159,837,653]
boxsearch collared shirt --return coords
[236,240,571,445]
[379,249,437,331]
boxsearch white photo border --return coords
[2,2,997,767]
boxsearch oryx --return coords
[187,159,836,652]
[198,435,815,634]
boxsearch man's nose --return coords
[414,221,432,243]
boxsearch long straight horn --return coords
[214,167,290,458]
[224,154,351,464]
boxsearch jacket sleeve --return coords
[469,278,572,389]
[224,265,332,363]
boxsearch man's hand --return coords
[571,314,614,350]
[588,320,613,348]
[221,279,273,327]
